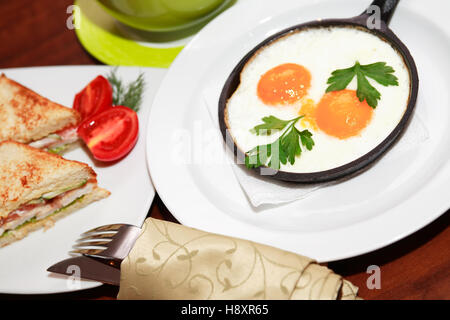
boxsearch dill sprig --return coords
[107,67,146,112]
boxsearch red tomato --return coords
[77,106,139,162]
[73,75,113,120]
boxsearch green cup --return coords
[96,0,234,32]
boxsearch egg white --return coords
[225,26,411,173]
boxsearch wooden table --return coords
[0,0,448,300]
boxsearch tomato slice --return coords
[77,106,139,162]
[73,75,113,120]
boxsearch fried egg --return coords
[225,26,411,173]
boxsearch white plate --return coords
[147,0,450,263]
[0,66,167,294]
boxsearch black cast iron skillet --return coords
[218,0,418,183]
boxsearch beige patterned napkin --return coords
[117,218,360,300]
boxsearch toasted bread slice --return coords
[0,187,110,248]
[0,141,98,218]
[0,74,80,144]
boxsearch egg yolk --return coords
[257,63,311,105]
[299,98,318,131]
[316,90,373,139]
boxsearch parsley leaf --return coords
[326,61,398,108]
[250,115,292,135]
[299,129,314,151]
[360,62,399,86]
[246,140,287,170]
[355,64,381,108]
[326,65,356,92]
[245,116,314,170]
[282,126,302,165]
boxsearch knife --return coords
[46,195,164,286]
[47,255,121,286]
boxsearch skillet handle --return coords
[360,0,400,26]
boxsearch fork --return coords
[71,223,142,262]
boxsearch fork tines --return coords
[81,223,125,236]
[70,248,105,256]
[77,232,116,242]
[70,223,142,261]
[71,224,125,257]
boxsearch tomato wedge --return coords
[77,106,139,162]
[73,75,113,120]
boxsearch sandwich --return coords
[0,141,110,247]
[0,74,80,154]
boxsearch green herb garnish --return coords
[245,116,314,170]
[250,115,291,136]
[326,61,399,108]
[106,68,146,112]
